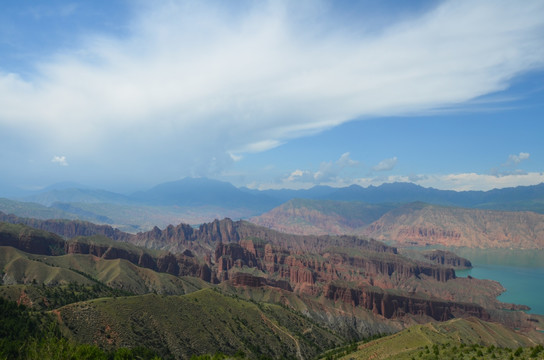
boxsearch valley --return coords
[1,210,543,359]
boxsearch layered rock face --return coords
[323,283,490,321]
[363,206,544,249]
[422,249,472,268]
[0,226,66,255]
[230,272,292,291]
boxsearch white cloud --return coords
[372,157,398,172]
[284,152,360,184]
[255,171,544,192]
[287,169,314,183]
[507,152,530,165]
[1,0,544,183]
[51,155,68,166]
[337,152,358,167]
[491,152,531,176]
[350,172,544,191]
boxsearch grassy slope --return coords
[327,317,543,360]
[0,221,65,242]
[0,198,76,220]
[0,246,93,286]
[58,288,344,359]
[0,246,208,296]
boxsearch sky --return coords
[1,0,544,195]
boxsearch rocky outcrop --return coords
[213,241,318,285]
[422,250,472,269]
[325,253,455,282]
[324,283,490,321]
[230,272,292,291]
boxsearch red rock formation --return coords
[0,219,518,327]
[324,283,490,321]
[230,272,292,291]
[422,250,472,268]
[324,253,455,283]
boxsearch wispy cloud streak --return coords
[1,0,543,182]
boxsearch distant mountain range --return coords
[245,181,544,213]
[1,178,544,232]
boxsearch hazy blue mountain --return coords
[23,188,131,207]
[131,177,281,211]
[0,198,77,220]
[40,181,92,191]
[324,182,462,204]
[240,185,336,203]
[242,182,544,213]
[323,182,544,212]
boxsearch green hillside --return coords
[322,317,543,360]
[58,288,344,359]
[0,246,208,299]
[0,198,76,220]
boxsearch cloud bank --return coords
[1,0,544,187]
[353,172,544,192]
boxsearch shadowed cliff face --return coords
[323,283,490,321]
[0,224,212,283]
[422,249,472,268]
[230,272,292,291]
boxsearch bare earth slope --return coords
[364,203,544,249]
[251,199,393,236]
[251,200,544,249]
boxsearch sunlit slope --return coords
[58,288,343,359]
[328,317,542,360]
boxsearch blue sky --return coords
[1,0,543,194]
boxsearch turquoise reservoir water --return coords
[456,264,544,315]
